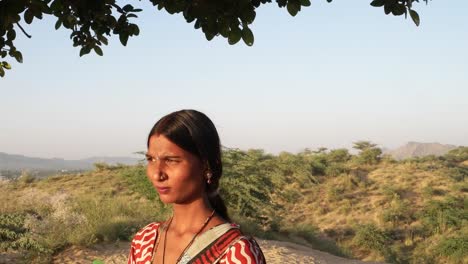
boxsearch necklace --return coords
[151,210,216,264]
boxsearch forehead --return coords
[147,135,186,155]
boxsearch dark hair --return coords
[147,109,230,222]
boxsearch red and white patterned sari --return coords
[128,222,266,264]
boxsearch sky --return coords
[1,0,467,159]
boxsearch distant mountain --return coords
[384,142,458,160]
[0,152,140,171]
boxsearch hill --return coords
[0,152,140,171]
[0,145,466,263]
[385,142,458,160]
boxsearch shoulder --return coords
[220,236,266,264]
[130,222,161,249]
[128,222,161,264]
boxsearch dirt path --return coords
[45,239,384,264]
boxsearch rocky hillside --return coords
[385,142,458,160]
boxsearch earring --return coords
[206,172,212,184]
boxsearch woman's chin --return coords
[158,197,173,204]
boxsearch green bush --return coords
[382,198,412,226]
[327,185,345,202]
[118,165,159,201]
[434,235,467,263]
[18,172,35,184]
[419,196,466,235]
[447,167,467,182]
[65,196,163,246]
[285,223,347,257]
[381,185,404,200]
[93,162,128,172]
[325,163,348,177]
[353,223,392,258]
[444,147,468,163]
[0,212,51,258]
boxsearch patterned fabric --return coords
[127,222,266,264]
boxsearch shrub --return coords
[65,196,164,245]
[285,223,347,257]
[381,198,412,227]
[0,212,51,258]
[419,197,465,235]
[18,171,35,184]
[447,167,467,182]
[327,185,345,202]
[444,147,468,163]
[381,185,404,200]
[434,235,467,264]
[325,163,348,177]
[353,223,392,258]
[118,165,159,201]
[422,186,445,198]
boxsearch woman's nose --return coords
[148,159,166,181]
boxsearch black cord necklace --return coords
[152,210,216,264]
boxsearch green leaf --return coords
[66,15,75,25]
[242,27,254,46]
[123,4,134,12]
[194,19,202,29]
[98,35,108,45]
[370,0,385,7]
[2,62,12,70]
[0,67,4,77]
[287,1,301,17]
[240,9,256,24]
[24,9,34,24]
[79,47,91,57]
[392,4,406,16]
[205,31,215,41]
[13,51,23,63]
[409,9,420,26]
[94,46,103,56]
[384,4,391,15]
[92,260,104,264]
[7,29,16,41]
[130,25,140,36]
[127,14,138,18]
[300,0,311,7]
[157,3,164,10]
[119,33,129,46]
[219,21,229,38]
[228,27,242,45]
[55,19,62,30]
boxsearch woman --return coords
[128,110,266,264]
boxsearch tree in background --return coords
[1,0,430,77]
[353,140,383,165]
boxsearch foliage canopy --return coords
[0,0,431,77]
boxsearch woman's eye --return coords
[165,158,180,164]
[146,157,155,163]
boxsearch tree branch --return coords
[16,23,32,38]
[110,3,125,14]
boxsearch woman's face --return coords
[146,134,206,204]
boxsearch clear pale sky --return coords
[1,1,467,159]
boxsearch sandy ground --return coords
[1,239,384,264]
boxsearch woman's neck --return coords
[169,197,214,235]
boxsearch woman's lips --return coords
[156,187,170,194]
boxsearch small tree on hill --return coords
[353,140,382,165]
